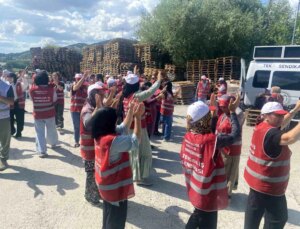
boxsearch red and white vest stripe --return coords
[244,122,291,196]
[160,93,174,116]
[197,81,210,100]
[30,86,55,119]
[95,134,134,202]
[80,103,95,161]
[180,132,228,211]
[70,85,87,112]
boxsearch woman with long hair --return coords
[92,102,143,229]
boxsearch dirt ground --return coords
[0,99,299,229]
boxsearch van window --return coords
[272,71,300,90]
[252,71,271,88]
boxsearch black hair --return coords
[7,72,17,84]
[116,82,140,121]
[35,70,49,85]
[141,81,152,91]
[163,81,173,99]
[96,73,104,82]
[92,107,117,139]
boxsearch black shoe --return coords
[154,131,162,136]
[86,198,101,208]
[15,133,22,138]
[74,143,80,148]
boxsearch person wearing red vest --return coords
[181,94,241,229]
[70,71,89,148]
[244,101,300,229]
[217,77,227,98]
[29,70,58,158]
[80,82,116,206]
[52,72,65,133]
[92,102,143,229]
[195,75,210,102]
[6,73,25,138]
[156,81,174,141]
[217,94,245,198]
[118,66,161,186]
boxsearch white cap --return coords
[125,73,139,85]
[95,81,104,87]
[127,71,133,75]
[261,102,287,115]
[75,73,83,79]
[187,101,210,123]
[87,83,104,96]
[2,69,10,76]
[219,77,224,81]
[107,77,116,86]
[105,74,110,78]
[201,75,207,80]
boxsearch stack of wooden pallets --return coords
[186,56,241,84]
[245,109,260,126]
[30,47,82,80]
[173,81,195,105]
[80,45,104,74]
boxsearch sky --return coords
[0,0,298,54]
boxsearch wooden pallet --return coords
[245,109,260,126]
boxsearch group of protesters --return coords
[0,66,300,229]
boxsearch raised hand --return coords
[228,93,241,113]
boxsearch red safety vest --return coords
[30,86,55,119]
[80,103,95,161]
[244,122,291,196]
[180,132,228,211]
[197,81,210,100]
[56,82,64,105]
[95,134,135,202]
[123,93,147,128]
[16,81,25,109]
[70,85,87,112]
[216,113,242,156]
[217,83,227,98]
[160,93,174,116]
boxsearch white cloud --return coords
[0,0,160,53]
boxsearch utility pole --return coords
[292,0,300,45]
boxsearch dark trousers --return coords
[10,105,25,135]
[186,208,217,229]
[103,200,128,229]
[55,103,64,128]
[244,188,287,229]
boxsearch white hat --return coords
[125,73,139,85]
[201,75,207,80]
[219,77,224,81]
[107,77,116,86]
[95,81,104,87]
[2,69,10,76]
[127,71,133,75]
[187,101,210,123]
[87,83,104,96]
[75,73,83,79]
[105,74,110,78]
[261,102,288,115]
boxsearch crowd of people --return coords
[0,67,300,229]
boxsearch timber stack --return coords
[30,47,82,80]
[187,56,241,83]
[173,81,195,105]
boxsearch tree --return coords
[137,0,294,65]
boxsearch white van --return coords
[240,45,300,122]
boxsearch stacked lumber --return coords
[173,81,195,105]
[164,64,185,81]
[245,109,260,126]
[30,47,82,80]
[215,56,240,81]
[186,56,241,83]
[144,67,164,80]
[119,62,136,75]
[80,45,104,74]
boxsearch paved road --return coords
[0,99,299,229]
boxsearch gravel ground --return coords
[0,99,299,229]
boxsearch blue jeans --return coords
[160,115,173,140]
[34,117,58,154]
[71,112,80,143]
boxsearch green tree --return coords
[137,0,294,65]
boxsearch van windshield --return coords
[272,71,300,91]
